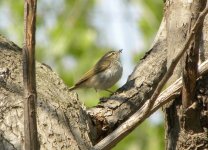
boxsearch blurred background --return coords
[0,0,164,149]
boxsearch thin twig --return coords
[23,0,39,149]
[143,3,208,122]
[92,5,208,150]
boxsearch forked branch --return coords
[92,4,208,150]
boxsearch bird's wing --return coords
[74,60,111,87]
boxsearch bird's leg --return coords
[105,89,113,93]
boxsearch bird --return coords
[69,49,123,92]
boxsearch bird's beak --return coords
[119,49,123,53]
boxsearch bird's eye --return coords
[106,51,115,57]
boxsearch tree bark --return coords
[0,13,168,148]
[88,18,167,142]
[1,0,208,149]
[0,20,168,148]
[23,0,39,149]
[165,0,208,149]
[0,35,93,150]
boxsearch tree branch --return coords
[88,18,167,143]
[92,59,208,150]
[182,1,206,109]
[0,35,93,149]
[23,0,39,149]
[92,4,208,150]
[142,1,208,126]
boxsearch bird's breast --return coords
[88,61,123,90]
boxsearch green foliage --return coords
[132,0,163,64]
[0,1,24,44]
[0,0,164,149]
[113,120,164,150]
[139,0,163,43]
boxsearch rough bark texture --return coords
[87,19,167,142]
[0,19,168,149]
[201,8,208,62]
[164,75,208,150]
[0,35,93,150]
[23,0,39,149]
[0,24,168,148]
[181,0,205,133]
[165,0,208,149]
[181,1,204,109]
[1,0,208,149]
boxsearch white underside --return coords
[83,61,123,90]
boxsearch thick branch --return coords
[182,0,206,109]
[92,59,208,150]
[143,2,208,124]
[87,18,167,143]
[0,36,93,149]
[92,4,208,150]
[165,0,208,149]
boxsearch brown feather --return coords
[69,51,117,91]
[73,59,111,88]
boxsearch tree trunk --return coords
[1,0,208,149]
[165,0,208,149]
[0,35,93,150]
[0,27,167,149]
